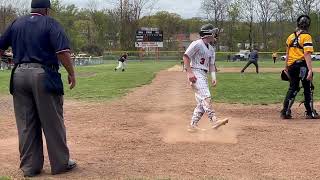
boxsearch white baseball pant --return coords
[190,68,216,126]
[116,61,126,70]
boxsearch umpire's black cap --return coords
[31,0,51,8]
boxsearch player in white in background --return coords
[114,52,128,72]
[183,24,228,132]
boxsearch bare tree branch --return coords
[295,0,317,15]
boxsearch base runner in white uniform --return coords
[183,24,228,132]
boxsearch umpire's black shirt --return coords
[249,50,259,62]
[0,13,70,67]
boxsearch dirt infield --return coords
[1,67,320,179]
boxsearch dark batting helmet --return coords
[199,24,219,38]
[297,15,311,31]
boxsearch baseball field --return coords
[1,60,320,179]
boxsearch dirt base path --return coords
[1,67,320,179]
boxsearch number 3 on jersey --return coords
[200,58,206,65]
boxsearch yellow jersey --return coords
[285,32,314,66]
[272,52,277,58]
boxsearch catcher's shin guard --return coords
[304,86,320,119]
[281,99,294,119]
[281,89,299,119]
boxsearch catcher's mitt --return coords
[281,70,290,81]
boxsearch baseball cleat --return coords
[187,125,205,133]
[305,110,320,119]
[211,118,229,129]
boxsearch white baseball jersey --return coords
[184,39,215,71]
[185,39,217,127]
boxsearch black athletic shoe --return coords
[114,68,117,71]
[280,110,292,119]
[281,114,292,119]
[51,160,77,175]
[23,170,41,177]
[122,69,125,72]
[66,159,77,171]
[306,111,320,119]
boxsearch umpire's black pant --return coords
[241,60,259,73]
[12,64,70,174]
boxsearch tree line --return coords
[1,0,320,55]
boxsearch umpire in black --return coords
[0,0,77,177]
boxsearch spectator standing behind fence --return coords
[240,47,259,74]
[114,52,128,72]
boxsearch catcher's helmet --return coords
[297,15,311,31]
[199,24,219,38]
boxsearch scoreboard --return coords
[135,28,163,48]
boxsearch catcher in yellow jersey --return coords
[281,15,320,119]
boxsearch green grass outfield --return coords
[212,73,289,104]
[0,61,176,101]
[0,177,11,180]
[1,60,320,104]
[219,59,320,68]
[217,59,293,68]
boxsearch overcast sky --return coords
[65,0,203,19]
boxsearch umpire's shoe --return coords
[52,159,77,175]
[306,110,320,119]
[23,170,41,177]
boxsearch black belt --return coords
[294,60,305,64]
[17,63,58,70]
[17,63,43,68]
[192,67,208,73]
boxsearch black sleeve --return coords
[49,19,71,53]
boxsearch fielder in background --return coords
[272,51,278,64]
[281,15,320,119]
[183,24,228,132]
[240,47,259,74]
[114,52,128,72]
